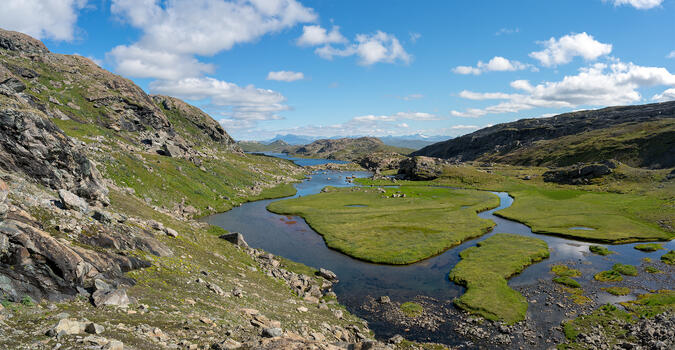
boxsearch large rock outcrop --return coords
[0,108,109,205]
[398,156,451,180]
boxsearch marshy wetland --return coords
[205,155,674,347]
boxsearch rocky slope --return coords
[285,137,413,161]
[0,28,401,350]
[413,102,675,169]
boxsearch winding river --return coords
[203,154,674,345]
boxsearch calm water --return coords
[204,156,674,344]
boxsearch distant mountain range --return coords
[413,101,675,169]
[251,134,451,150]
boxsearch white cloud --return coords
[109,0,316,79]
[453,56,530,75]
[108,45,214,80]
[529,32,612,67]
[496,28,519,36]
[150,77,289,121]
[409,32,421,43]
[652,88,675,102]
[267,70,304,82]
[296,25,346,46]
[353,112,439,122]
[399,93,424,101]
[668,51,675,59]
[111,0,316,56]
[238,110,442,138]
[308,30,411,66]
[608,0,663,9]
[0,0,88,41]
[458,91,515,100]
[452,60,675,117]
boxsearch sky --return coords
[0,0,674,141]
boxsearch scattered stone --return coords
[104,340,124,350]
[318,268,338,281]
[58,189,89,213]
[262,327,283,338]
[51,318,86,337]
[378,296,391,304]
[85,322,105,335]
[219,232,249,248]
[211,338,242,350]
[296,306,308,313]
[164,227,178,237]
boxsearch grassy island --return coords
[267,186,499,264]
[448,234,550,324]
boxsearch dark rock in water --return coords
[219,232,249,248]
[543,161,616,185]
[398,156,451,180]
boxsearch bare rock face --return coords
[0,196,149,302]
[0,29,49,55]
[0,108,109,205]
[152,95,240,151]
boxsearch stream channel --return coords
[203,153,674,347]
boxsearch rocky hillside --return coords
[413,102,675,169]
[0,28,398,350]
[285,137,413,161]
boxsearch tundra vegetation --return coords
[268,186,500,264]
[448,234,550,324]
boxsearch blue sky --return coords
[1,0,674,140]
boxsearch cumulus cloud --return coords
[296,25,346,46]
[453,56,530,75]
[238,110,444,138]
[607,0,663,9]
[668,51,675,59]
[452,60,675,117]
[529,32,612,67]
[0,0,88,41]
[267,70,304,82]
[111,0,316,56]
[301,27,411,66]
[108,45,215,80]
[652,88,675,102]
[109,0,316,79]
[150,77,289,121]
[107,0,316,128]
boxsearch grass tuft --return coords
[603,287,631,296]
[633,243,664,252]
[554,276,581,288]
[589,245,613,256]
[612,264,638,276]
[400,302,424,318]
